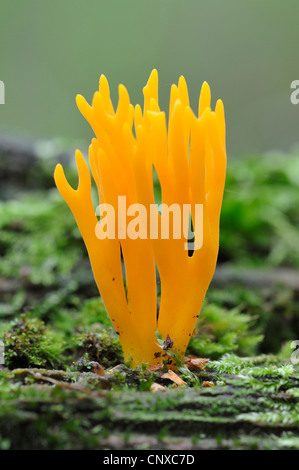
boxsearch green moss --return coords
[238,409,299,428]
[75,328,123,370]
[2,313,67,369]
[0,191,83,286]
[208,353,284,374]
[187,303,263,359]
[0,352,298,449]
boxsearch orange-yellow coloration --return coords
[54,70,226,367]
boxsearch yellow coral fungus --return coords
[54,70,226,367]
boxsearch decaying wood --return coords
[0,136,71,195]
[1,362,298,450]
[212,265,299,292]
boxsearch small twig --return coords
[20,369,107,397]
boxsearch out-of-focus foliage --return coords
[0,191,82,285]
[219,151,299,267]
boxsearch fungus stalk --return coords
[54,70,226,367]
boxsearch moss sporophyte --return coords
[54,70,226,367]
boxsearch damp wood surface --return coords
[0,355,298,450]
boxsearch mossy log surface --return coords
[0,355,298,450]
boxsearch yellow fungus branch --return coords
[54,70,226,367]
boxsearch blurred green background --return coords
[0,0,299,156]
